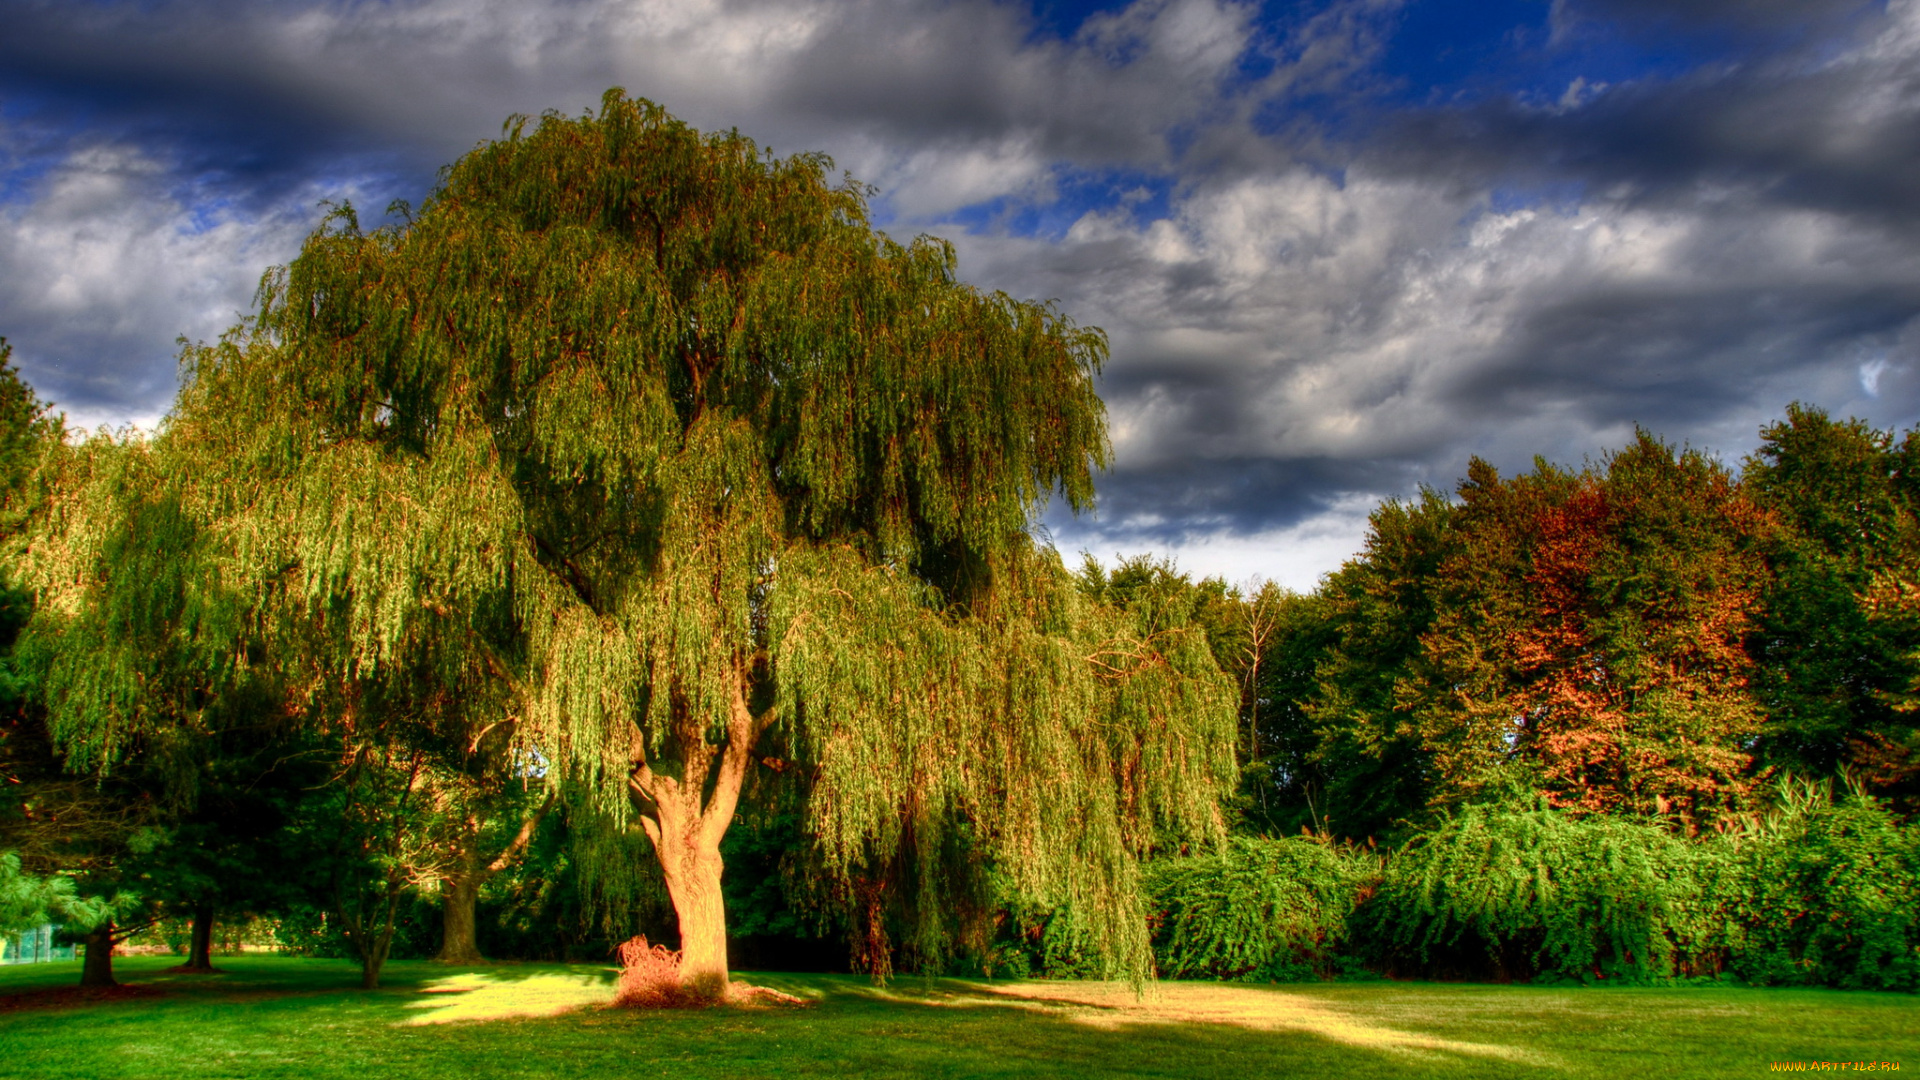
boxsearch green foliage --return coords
[988,901,1107,980]
[119,730,337,935]
[1743,405,1920,798]
[1236,589,1340,837]
[1146,836,1376,982]
[1306,490,1458,841]
[1080,557,1334,838]
[1728,778,1920,991]
[718,811,827,942]
[272,902,353,959]
[1359,800,1700,983]
[1144,782,1919,993]
[0,337,60,531]
[13,432,259,795]
[1272,434,1773,841]
[478,806,672,962]
[0,336,57,682]
[0,850,77,933]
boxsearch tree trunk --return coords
[657,832,730,999]
[80,920,117,988]
[629,673,766,1002]
[340,874,405,990]
[361,942,389,990]
[434,792,552,965]
[358,904,397,991]
[181,904,217,972]
[435,866,484,965]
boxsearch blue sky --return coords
[2,0,1916,588]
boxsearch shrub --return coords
[1727,779,1920,991]
[1146,835,1376,981]
[1360,800,1696,983]
[974,902,1108,980]
[273,904,352,958]
[614,934,705,1008]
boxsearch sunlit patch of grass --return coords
[398,967,618,1026]
[952,981,1560,1064]
[791,978,1551,1065]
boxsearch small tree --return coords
[424,760,554,966]
[0,346,170,987]
[169,91,1236,994]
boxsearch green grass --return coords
[0,955,1912,1079]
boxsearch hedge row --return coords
[1143,783,1919,990]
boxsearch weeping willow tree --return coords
[167,91,1235,994]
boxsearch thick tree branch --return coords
[531,533,602,615]
[698,667,771,851]
[484,789,556,876]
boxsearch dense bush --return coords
[1357,800,1700,983]
[1002,903,1108,980]
[1146,836,1376,981]
[1726,780,1920,991]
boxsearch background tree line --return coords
[1210,412,1919,843]
[1095,410,1918,991]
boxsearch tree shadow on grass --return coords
[563,975,1565,1079]
[395,968,1557,1071]
[0,982,165,1014]
[0,955,625,1017]
[680,975,1566,1076]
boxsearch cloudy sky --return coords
[3,0,1917,589]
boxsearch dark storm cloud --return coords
[0,1,434,201]
[0,0,1260,212]
[0,131,360,428]
[1448,281,1920,425]
[1037,0,1920,574]
[1371,9,1920,226]
[962,0,1920,569]
[1084,453,1417,539]
[0,0,1275,428]
[1559,0,1883,42]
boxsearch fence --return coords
[2,924,76,964]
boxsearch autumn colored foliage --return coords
[1451,436,1772,823]
[1297,432,1780,836]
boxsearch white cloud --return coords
[1057,492,1379,593]
[0,135,362,430]
[959,170,1504,460]
[957,136,1920,544]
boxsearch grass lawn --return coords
[0,955,1911,1079]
